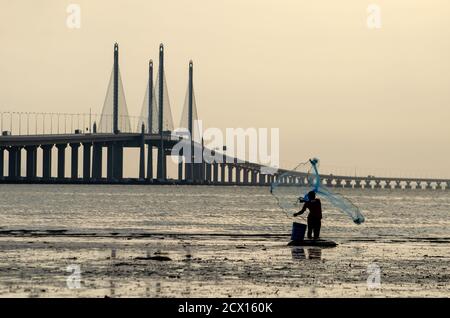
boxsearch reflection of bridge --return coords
[0,43,448,189]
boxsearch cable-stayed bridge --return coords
[0,43,448,190]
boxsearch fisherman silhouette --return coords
[293,190,322,239]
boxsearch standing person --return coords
[293,191,322,239]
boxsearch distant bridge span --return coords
[0,131,448,190]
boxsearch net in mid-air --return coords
[270,158,365,225]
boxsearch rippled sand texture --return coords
[0,185,448,297]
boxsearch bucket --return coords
[291,222,307,241]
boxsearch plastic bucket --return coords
[291,222,307,241]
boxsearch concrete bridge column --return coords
[16,147,22,178]
[113,142,123,180]
[83,143,92,180]
[147,144,153,181]
[213,162,219,184]
[92,143,103,180]
[200,145,205,183]
[70,143,80,179]
[251,170,257,185]
[0,147,4,178]
[235,166,241,184]
[185,143,194,183]
[220,163,226,184]
[107,143,113,181]
[205,162,212,183]
[227,164,234,183]
[243,169,249,184]
[139,127,145,180]
[185,160,192,183]
[157,141,167,181]
[56,144,67,179]
[7,147,19,179]
[178,155,183,182]
[259,173,266,185]
[42,145,53,180]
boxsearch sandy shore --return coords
[0,232,448,297]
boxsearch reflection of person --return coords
[307,248,322,260]
[293,191,322,239]
[291,247,306,260]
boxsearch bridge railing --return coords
[0,111,145,135]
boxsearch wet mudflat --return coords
[0,234,448,297]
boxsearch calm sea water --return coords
[0,184,449,239]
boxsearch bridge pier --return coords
[235,165,241,184]
[7,147,15,179]
[220,163,226,184]
[192,146,202,183]
[227,164,234,184]
[17,148,22,178]
[0,147,3,178]
[113,143,123,180]
[259,173,266,185]
[147,144,153,181]
[106,142,124,181]
[7,146,20,179]
[213,162,219,184]
[200,141,205,183]
[56,144,66,179]
[139,128,145,180]
[156,146,168,182]
[92,143,103,180]
[205,162,212,183]
[70,143,80,179]
[243,168,249,184]
[107,143,113,180]
[185,160,192,183]
[344,180,353,188]
[83,143,92,180]
[178,153,183,182]
[42,145,53,180]
[251,170,257,185]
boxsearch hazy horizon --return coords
[1,0,449,178]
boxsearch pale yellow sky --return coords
[0,0,449,178]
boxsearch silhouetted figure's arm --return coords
[293,202,308,217]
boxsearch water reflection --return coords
[181,244,192,297]
[291,247,322,260]
[109,248,117,298]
